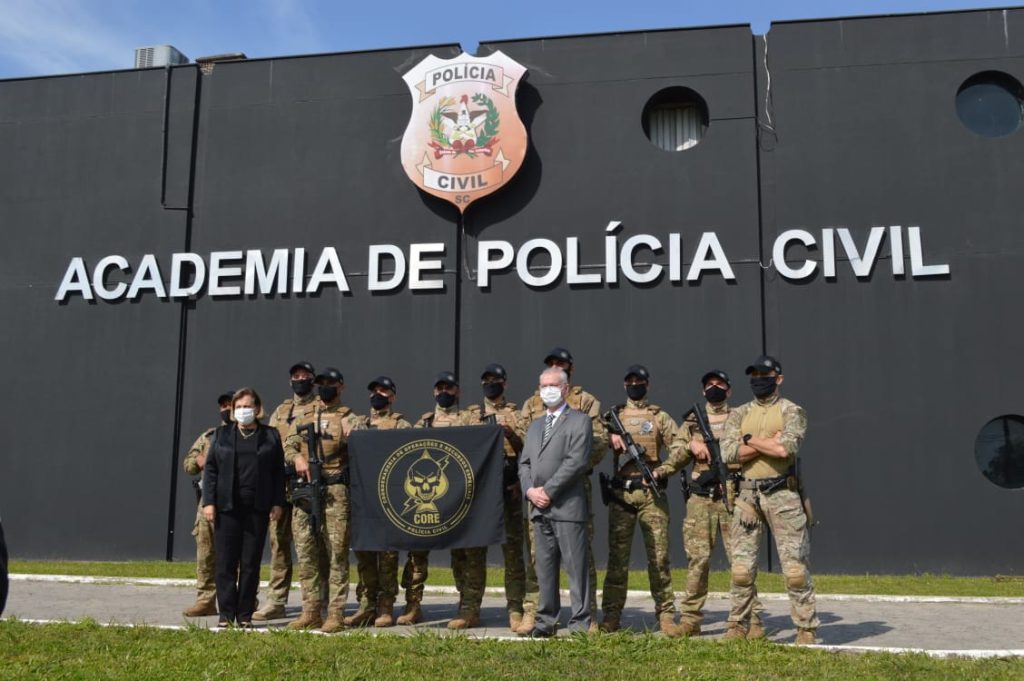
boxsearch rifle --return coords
[601,406,661,499]
[293,415,325,535]
[683,402,734,513]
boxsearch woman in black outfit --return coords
[201,387,285,627]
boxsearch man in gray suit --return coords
[518,367,594,636]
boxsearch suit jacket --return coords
[518,406,593,522]
[201,423,286,513]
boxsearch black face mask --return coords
[482,382,504,399]
[435,392,456,408]
[318,385,339,403]
[220,408,232,425]
[291,378,313,396]
[750,376,778,398]
[625,384,647,401]
[370,393,390,411]
[704,385,728,404]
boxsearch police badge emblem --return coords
[400,52,529,213]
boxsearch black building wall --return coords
[0,8,1021,573]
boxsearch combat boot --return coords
[747,619,766,641]
[182,600,218,617]
[287,604,323,630]
[795,628,817,645]
[678,620,701,637]
[447,611,481,630]
[723,622,748,640]
[320,611,345,634]
[508,611,524,632]
[515,611,536,634]
[658,613,683,638]
[598,614,620,633]
[344,604,377,628]
[251,602,286,622]
[396,601,422,625]
[374,599,395,628]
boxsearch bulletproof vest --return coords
[421,406,477,428]
[690,406,735,477]
[484,399,518,457]
[369,410,406,430]
[308,405,353,473]
[617,403,662,475]
[272,396,319,444]
[739,399,789,479]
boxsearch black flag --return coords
[348,425,505,551]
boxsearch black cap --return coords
[745,355,782,375]
[315,367,344,385]
[700,369,731,387]
[480,363,507,381]
[217,391,235,405]
[367,375,397,393]
[623,364,650,381]
[289,361,315,376]
[544,347,573,365]
[434,371,458,388]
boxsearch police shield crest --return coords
[400,52,528,213]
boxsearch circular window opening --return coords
[974,414,1024,489]
[956,71,1024,138]
[642,87,709,151]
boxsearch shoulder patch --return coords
[647,404,662,414]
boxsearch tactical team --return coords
[184,348,817,643]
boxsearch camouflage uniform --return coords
[285,403,362,624]
[481,396,527,622]
[601,399,679,627]
[414,404,486,623]
[658,401,764,630]
[349,408,411,623]
[721,394,819,632]
[261,393,319,610]
[183,427,216,609]
[520,385,605,625]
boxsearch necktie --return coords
[543,413,555,445]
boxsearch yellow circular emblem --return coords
[378,438,475,537]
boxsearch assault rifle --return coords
[683,402,734,513]
[293,416,325,535]
[601,406,662,499]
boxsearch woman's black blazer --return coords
[201,423,286,513]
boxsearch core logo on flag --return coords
[378,439,475,536]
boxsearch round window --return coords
[956,71,1024,138]
[642,87,709,151]
[974,415,1024,489]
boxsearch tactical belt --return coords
[610,475,665,492]
[739,475,788,494]
[688,485,723,500]
[322,470,349,486]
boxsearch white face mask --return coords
[234,407,256,425]
[539,385,564,407]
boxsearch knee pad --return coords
[731,564,754,587]
[783,562,808,589]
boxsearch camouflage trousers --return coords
[401,551,430,605]
[524,476,598,620]
[192,503,216,605]
[679,494,764,625]
[261,502,294,607]
[729,488,818,629]
[451,546,488,615]
[502,488,526,614]
[354,550,399,610]
[293,484,350,616]
[601,487,675,618]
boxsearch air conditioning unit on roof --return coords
[134,45,189,69]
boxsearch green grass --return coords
[1,620,1021,680]
[9,560,1024,598]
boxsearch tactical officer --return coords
[721,355,818,644]
[657,370,764,638]
[345,376,412,629]
[599,365,682,637]
[411,371,485,630]
[252,362,317,622]
[479,363,528,631]
[182,390,234,617]
[284,367,362,633]
[518,347,605,634]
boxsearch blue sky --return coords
[0,0,1011,79]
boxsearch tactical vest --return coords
[300,405,353,473]
[739,399,789,479]
[484,400,519,457]
[690,406,736,477]
[420,406,477,428]
[617,403,662,474]
[369,410,406,430]
[271,397,319,444]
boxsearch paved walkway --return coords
[5,575,1024,657]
